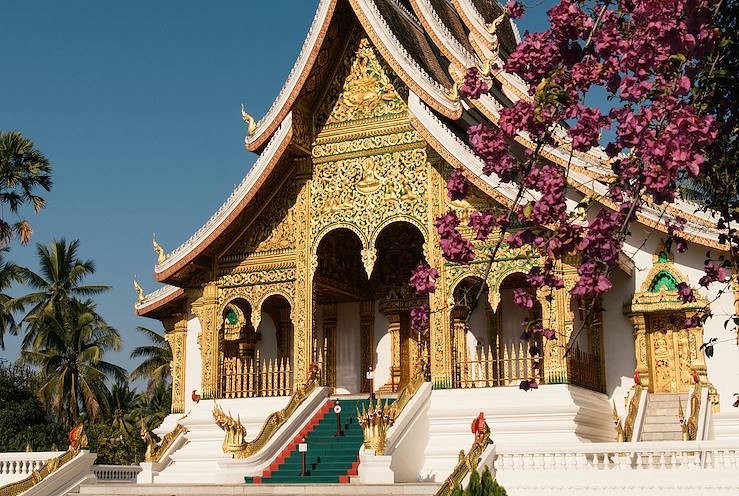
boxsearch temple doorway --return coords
[646,313,693,393]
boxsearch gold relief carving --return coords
[222,180,298,263]
[189,283,219,399]
[219,267,296,288]
[165,316,188,414]
[317,34,407,129]
[292,158,312,386]
[361,247,377,279]
[311,148,428,243]
[312,129,423,161]
[292,106,313,151]
[219,281,295,333]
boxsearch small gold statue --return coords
[152,234,167,264]
[445,81,460,102]
[133,278,145,304]
[485,11,508,34]
[241,103,256,136]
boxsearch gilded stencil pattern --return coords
[219,267,296,288]
[311,149,428,244]
[312,129,422,161]
[316,35,407,128]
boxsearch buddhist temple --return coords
[124,0,739,493]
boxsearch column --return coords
[189,282,219,400]
[629,314,650,389]
[322,303,337,390]
[380,312,401,393]
[451,306,469,388]
[164,314,188,413]
[278,307,292,360]
[360,301,375,393]
[292,156,312,387]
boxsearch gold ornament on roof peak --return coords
[478,58,495,78]
[241,103,256,136]
[485,11,508,35]
[152,234,167,264]
[133,278,145,304]
[445,81,460,102]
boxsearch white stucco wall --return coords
[184,311,203,413]
[336,302,361,393]
[374,304,391,391]
[256,311,278,361]
[602,269,638,417]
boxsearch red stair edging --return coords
[254,400,335,483]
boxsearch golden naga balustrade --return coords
[215,364,322,459]
[435,413,492,496]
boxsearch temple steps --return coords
[79,483,438,495]
[640,393,689,442]
[246,398,391,485]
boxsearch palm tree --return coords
[20,299,126,426]
[0,248,25,349]
[129,327,171,390]
[137,381,172,431]
[13,239,110,349]
[0,131,53,245]
[104,381,142,435]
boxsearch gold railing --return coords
[435,417,492,496]
[455,340,604,393]
[623,385,643,442]
[216,364,322,459]
[455,340,542,388]
[0,425,87,496]
[219,356,292,398]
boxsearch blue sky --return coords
[0,1,555,376]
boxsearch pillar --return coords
[629,314,650,389]
[292,156,313,387]
[322,303,337,390]
[190,282,219,400]
[380,312,401,393]
[451,306,470,387]
[360,301,375,393]
[164,313,188,413]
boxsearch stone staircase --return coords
[640,393,688,441]
[245,397,388,484]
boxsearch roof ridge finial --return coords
[153,233,167,264]
[133,276,145,304]
[241,103,256,136]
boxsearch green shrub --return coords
[86,423,145,465]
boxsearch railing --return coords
[219,356,292,398]
[92,465,140,483]
[454,338,604,393]
[0,452,63,484]
[623,386,643,442]
[494,440,739,472]
[454,340,542,389]
[435,418,492,496]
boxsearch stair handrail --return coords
[217,363,322,459]
[141,421,188,464]
[623,385,645,442]
[0,424,88,496]
[434,414,492,496]
[388,358,428,418]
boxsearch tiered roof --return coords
[137,0,724,316]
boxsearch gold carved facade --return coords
[184,29,606,399]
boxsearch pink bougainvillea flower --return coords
[446,169,469,201]
[410,304,429,332]
[506,0,525,19]
[409,263,439,296]
[459,67,490,99]
[513,288,534,309]
[676,282,696,304]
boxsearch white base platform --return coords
[78,483,438,495]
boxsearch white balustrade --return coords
[92,464,141,483]
[494,439,739,472]
[0,451,63,484]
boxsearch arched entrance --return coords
[372,221,427,392]
[218,296,294,398]
[313,228,369,393]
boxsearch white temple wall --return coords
[374,304,391,392]
[466,300,489,359]
[256,311,278,361]
[184,311,203,413]
[499,288,528,344]
[602,269,637,417]
[336,302,361,394]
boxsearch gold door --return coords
[646,314,694,393]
